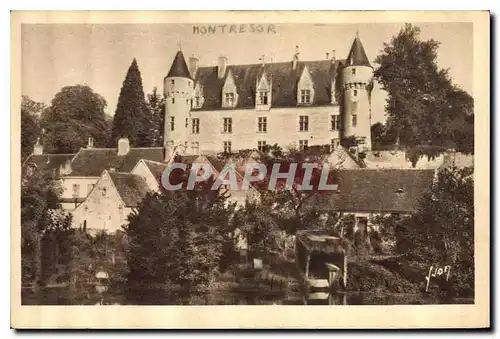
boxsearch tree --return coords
[146,87,165,147]
[371,122,397,150]
[21,170,71,285]
[111,59,152,147]
[396,166,474,296]
[21,96,44,161]
[374,24,474,156]
[40,85,109,153]
[125,170,236,291]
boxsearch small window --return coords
[170,116,175,131]
[192,118,200,134]
[299,140,308,151]
[72,184,80,197]
[258,141,267,152]
[351,68,356,75]
[300,89,311,104]
[194,96,201,108]
[299,116,309,132]
[258,91,269,105]
[191,142,200,154]
[353,89,358,96]
[331,115,340,131]
[224,93,235,106]
[223,141,232,154]
[352,114,357,127]
[258,117,267,132]
[171,79,175,85]
[223,117,232,133]
[186,99,189,104]
[172,98,175,104]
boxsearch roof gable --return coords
[108,172,150,207]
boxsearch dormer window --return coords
[224,93,235,106]
[300,89,311,104]
[222,69,238,108]
[258,91,269,105]
[193,83,205,109]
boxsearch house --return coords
[57,138,164,210]
[71,169,150,233]
[322,168,436,232]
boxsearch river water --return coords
[21,286,473,305]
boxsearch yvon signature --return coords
[425,265,451,292]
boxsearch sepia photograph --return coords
[11,11,489,328]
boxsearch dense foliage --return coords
[21,96,43,161]
[40,85,109,153]
[374,24,474,156]
[146,87,165,147]
[125,170,237,291]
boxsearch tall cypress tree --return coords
[111,58,152,147]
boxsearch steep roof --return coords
[108,172,150,207]
[193,59,343,111]
[22,154,76,178]
[69,148,164,177]
[143,159,169,184]
[346,35,371,67]
[166,51,192,79]
[324,169,435,213]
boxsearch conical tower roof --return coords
[166,51,192,79]
[346,34,371,67]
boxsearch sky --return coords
[21,22,472,123]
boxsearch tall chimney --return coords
[331,50,336,63]
[189,55,199,78]
[292,46,299,70]
[217,56,228,78]
[87,136,94,149]
[33,137,43,155]
[117,138,130,156]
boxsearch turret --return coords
[342,33,373,151]
[164,50,194,161]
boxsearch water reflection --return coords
[21,285,473,306]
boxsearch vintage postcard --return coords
[11,11,490,329]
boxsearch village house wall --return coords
[71,172,131,233]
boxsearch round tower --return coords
[342,34,373,152]
[164,50,194,161]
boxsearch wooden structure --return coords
[295,230,347,290]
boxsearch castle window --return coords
[224,93,235,107]
[353,89,358,96]
[352,114,357,127]
[258,91,269,105]
[172,98,175,104]
[330,138,340,152]
[192,118,200,134]
[257,117,267,132]
[299,89,311,104]
[223,141,232,153]
[171,79,175,85]
[351,68,356,75]
[223,117,232,133]
[331,115,340,130]
[170,116,175,131]
[72,184,80,197]
[194,96,200,108]
[258,141,267,152]
[191,142,199,154]
[299,116,309,132]
[299,140,308,151]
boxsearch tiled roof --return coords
[69,148,164,176]
[166,51,192,79]
[108,172,150,207]
[324,169,435,213]
[22,154,76,178]
[192,59,343,111]
[143,160,169,184]
[346,35,371,67]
